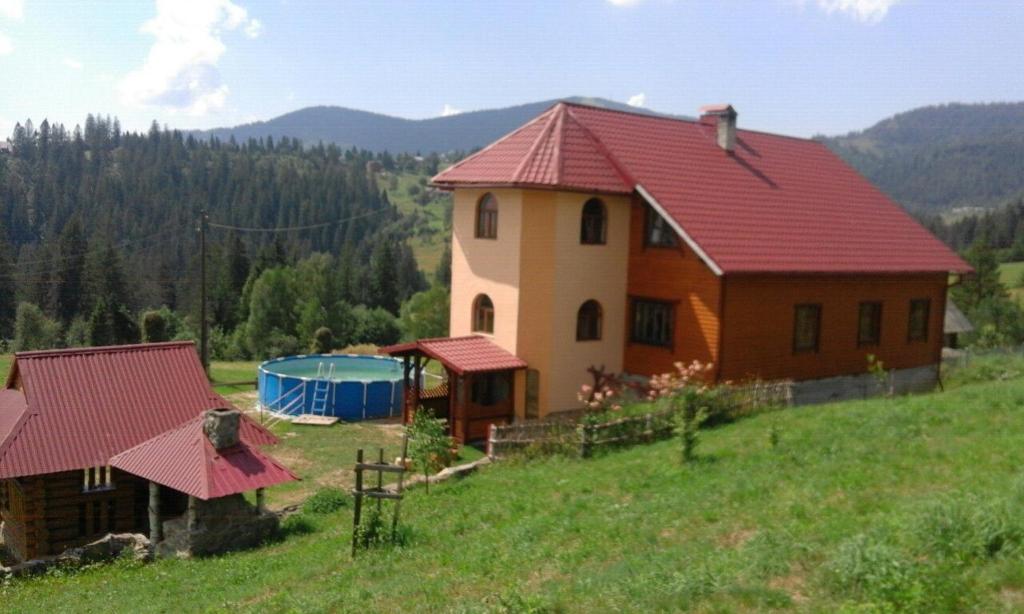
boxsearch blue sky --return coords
[0,0,1022,140]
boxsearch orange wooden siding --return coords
[718,274,947,383]
[623,199,723,376]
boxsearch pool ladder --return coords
[310,361,336,416]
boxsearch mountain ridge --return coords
[190,97,681,154]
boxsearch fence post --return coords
[578,423,592,458]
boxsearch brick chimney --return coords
[699,104,737,152]
[203,408,241,449]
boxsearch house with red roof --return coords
[0,342,296,562]
[385,102,970,440]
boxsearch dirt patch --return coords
[1000,588,1024,607]
[719,528,757,549]
[769,568,809,604]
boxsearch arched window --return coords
[472,294,495,333]
[475,193,498,239]
[580,198,607,245]
[576,299,603,341]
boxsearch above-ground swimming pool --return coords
[258,354,405,421]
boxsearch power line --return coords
[207,208,388,233]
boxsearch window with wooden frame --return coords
[472,294,495,334]
[580,198,607,245]
[908,298,931,342]
[631,299,674,347]
[82,465,114,493]
[470,372,511,406]
[857,301,883,347]
[644,205,677,248]
[475,192,498,239]
[576,300,603,341]
[793,304,822,353]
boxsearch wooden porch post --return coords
[186,496,198,532]
[413,355,423,414]
[255,488,266,513]
[402,356,412,423]
[148,482,161,544]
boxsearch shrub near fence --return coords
[488,380,793,459]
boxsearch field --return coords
[3,357,1024,612]
[385,170,451,276]
[999,261,1024,306]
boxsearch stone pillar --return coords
[148,482,161,543]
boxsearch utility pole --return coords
[199,209,209,374]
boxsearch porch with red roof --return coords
[380,336,527,443]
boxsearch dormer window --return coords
[475,193,498,239]
[580,198,607,245]
[644,205,677,248]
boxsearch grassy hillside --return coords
[5,360,1024,612]
[385,170,451,275]
[998,262,1024,306]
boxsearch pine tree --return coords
[54,217,89,324]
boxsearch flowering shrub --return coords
[577,365,626,412]
[647,360,716,400]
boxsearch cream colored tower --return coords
[450,188,630,416]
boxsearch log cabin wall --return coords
[1,469,153,559]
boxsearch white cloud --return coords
[63,57,83,70]
[0,31,11,56]
[810,0,901,23]
[119,0,261,116]
[244,17,262,38]
[441,104,462,117]
[606,0,644,6]
[0,0,23,21]
[627,93,646,108]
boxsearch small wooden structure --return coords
[0,343,293,562]
[380,336,527,443]
[351,435,408,556]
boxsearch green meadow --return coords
[3,356,1024,612]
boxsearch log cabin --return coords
[384,102,971,441]
[0,342,295,562]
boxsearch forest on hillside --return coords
[0,116,453,359]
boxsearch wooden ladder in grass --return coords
[351,433,409,556]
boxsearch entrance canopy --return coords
[381,336,526,375]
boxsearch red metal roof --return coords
[433,102,970,275]
[110,414,298,500]
[381,336,527,375]
[0,342,277,480]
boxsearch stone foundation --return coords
[156,494,278,558]
[790,364,939,406]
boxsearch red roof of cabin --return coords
[0,342,277,480]
[110,414,298,500]
[381,336,528,375]
[433,102,970,275]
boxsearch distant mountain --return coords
[190,97,678,154]
[820,102,1024,212]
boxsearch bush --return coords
[13,302,62,351]
[353,506,407,550]
[311,327,333,354]
[827,534,928,608]
[303,488,350,514]
[407,407,453,492]
[141,310,168,342]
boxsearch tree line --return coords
[1,115,451,357]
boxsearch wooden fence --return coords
[487,380,793,459]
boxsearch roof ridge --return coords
[511,104,562,183]
[433,107,557,185]
[563,105,636,188]
[14,340,196,359]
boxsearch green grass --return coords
[385,170,451,276]
[5,364,1024,611]
[998,261,1024,289]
